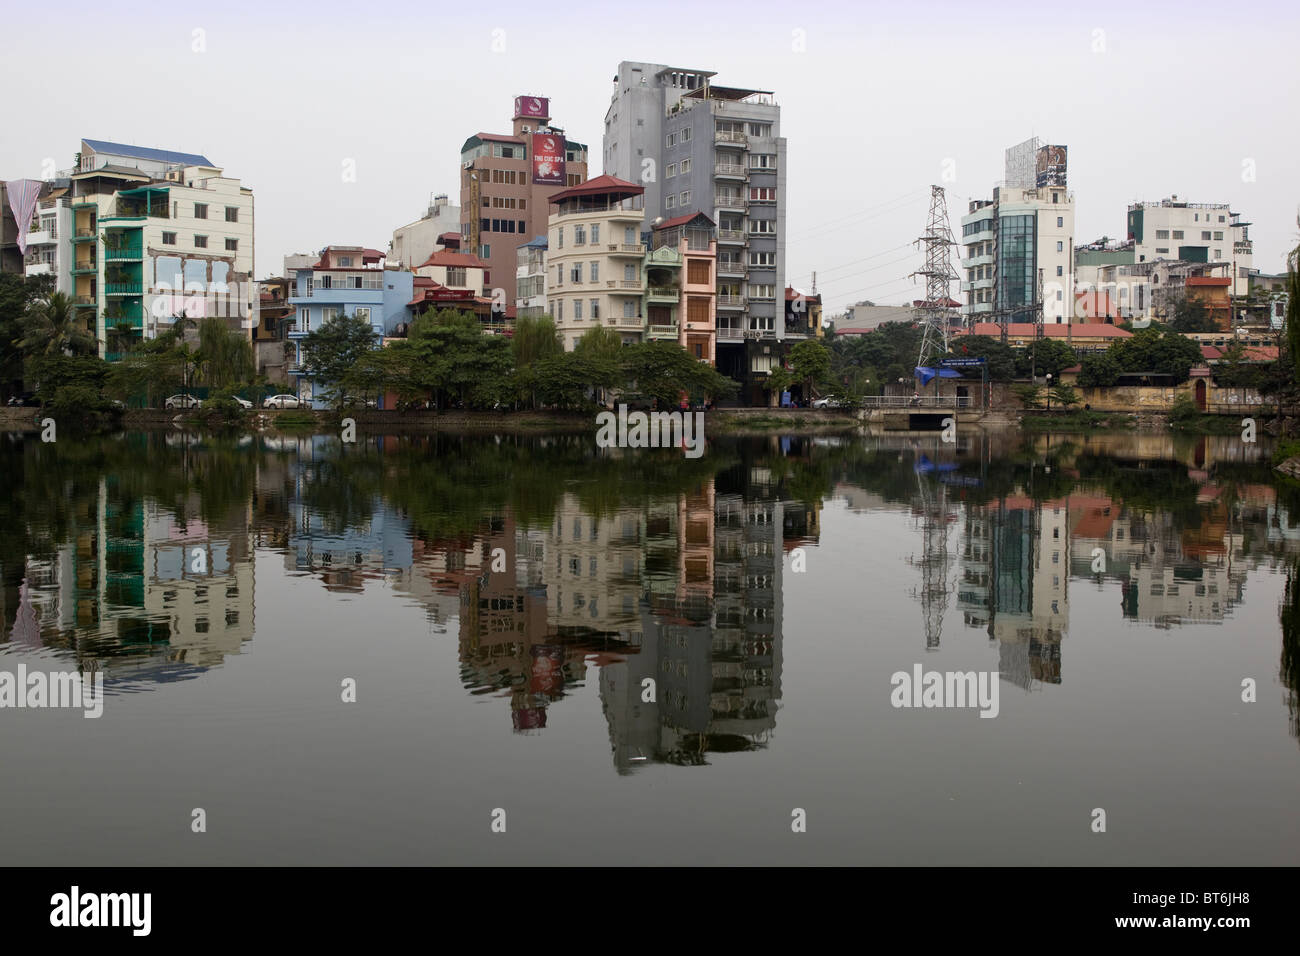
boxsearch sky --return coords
[5,0,1297,316]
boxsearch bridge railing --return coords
[859,396,971,409]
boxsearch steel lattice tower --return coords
[912,185,960,370]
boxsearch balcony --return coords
[714,164,747,180]
[717,230,746,245]
[106,283,143,295]
[715,129,748,145]
[104,246,144,261]
[717,295,746,310]
[606,316,644,328]
[717,261,744,277]
[717,324,744,342]
[73,296,96,307]
[716,196,746,211]
[608,242,645,256]
[25,229,54,246]
[648,324,680,339]
[72,260,98,274]
[646,285,679,302]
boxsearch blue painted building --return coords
[287,245,414,408]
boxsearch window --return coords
[624,264,636,281]
[624,226,636,243]
[322,307,338,323]
[556,265,564,285]
[688,260,709,284]
[748,154,775,169]
[479,244,490,259]
[1056,265,1063,276]
[589,261,599,281]
[1156,229,1170,239]
[679,190,691,205]
[162,231,176,245]
[666,132,676,147]
[569,266,581,283]
[1057,216,1064,228]
[225,206,238,222]
[1172,230,1184,239]
[556,300,563,320]
[623,300,634,318]
[446,267,466,286]
[666,194,676,209]
[1155,247,1169,254]
[751,284,775,299]
[556,227,563,249]
[1213,231,1223,240]
[680,127,690,142]
[680,158,691,174]
[194,235,208,248]
[749,187,775,202]
[749,251,775,267]
[1201,231,1212,241]
[666,163,677,178]
[225,238,238,251]
[589,224,599,243]
[354,307,370,323]
[1056,241,1063,252]
[573,299,583,320]
[747,122,771,137]
[1219,215,1226,223]
[194,203,208,219]
[749,220,775,235]
[574,225,586,245]
[590,299,599,319]
[1214,249,1222,258]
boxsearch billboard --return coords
[1036,145,1068,188]
[531,132,566,186]
[1004,137,1040,189]
[514,95,549,120]
[529,645,566,695]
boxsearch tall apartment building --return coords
[960,140,1074,326]
[22,187,74,296]
[649,212,717,362]
[1126,196,1253,297]
[603,63,789,403]
[515,236,548,320]
[546,175,647,349]
[458,96,589,309]
[61,140,254,358]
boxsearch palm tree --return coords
[17,291,97,357]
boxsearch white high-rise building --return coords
[1126,197,1253,297]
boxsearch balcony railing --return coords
[608,242,645,254]
[717,261,744,275]
[717,295,746,308]
[106,283,143,295]
[648,324,679,337]
[715,130,748,145]
[860,395,971,408]
[606,316,644,327]
[716,196,746,210]
[647,286,679,298]
[74,296,95,307]
[617,280,641,290]
[714,164,747,178]
[72,260,97,272]
[717,230,745,243]
[717,325,744,340]
[73,228,96,240]
[105,246,144,260]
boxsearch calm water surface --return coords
[2,429,1298,865]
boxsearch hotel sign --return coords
[514,96,549,120]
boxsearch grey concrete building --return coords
[603,63,790,405]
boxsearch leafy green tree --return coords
[511,315,563,368]
[18,291,96,357]
[1011,383,1043,409]
[619,341,738,407]
[301,311,378,407]
[1169,295,1217,333]
[1016,337,1078,378]
[769,339,831,398]
[947,335,1016,381]
[406,309,513,409]
[1,273,51,399]
[1077,352,1121,387]
[1108,327,1204,383]
[1049,384,1080,408]
[196,316,253,390]
[27,353,109,405]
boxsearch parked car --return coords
[164,394,201,410]
[812,397,843,409]
[232,397,253,409]
[263,394,302,409]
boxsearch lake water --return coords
[2,428,1298,865]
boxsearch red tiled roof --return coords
[1201,344,1278,362]
[655,211,714,231]
[439,231,461,242]
[419,249,487,269]
[957,322,1132,339]
[548,174,642,202]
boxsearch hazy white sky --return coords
[6,0,1297,314]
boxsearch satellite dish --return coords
[653,216,663,226]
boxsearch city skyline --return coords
[5,0,1297,317]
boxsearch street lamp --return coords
[1046,372,1053,411]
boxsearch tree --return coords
[1016,337,1078,378]
[1,273,51,400]
[17,291,96,358]
[511,315,563,368]
[301,311,378,407]
[1049,384,1080,408]
[1011,383,1043,409]
[619,341,738,408]
[1077,352,1121,388]
[947,335,1017,382]
[195,316,254,391]
[1108,327,1203,384]
[770,339,831,399]
[1169,295,1218,333]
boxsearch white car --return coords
[812,397,842,409]
[164,394,201,410]
[263,394,303,409]
[232,397,253,409]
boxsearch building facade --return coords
[458,97,589,310]
[388,194,460,270]
[603,63,790,403]
[286,246,414,408]
[515,236,547,320]
[1126,197,1253,297]
[649,212,717,363]
[546,175,647,350]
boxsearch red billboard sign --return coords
[530,644,566,695]
[514,96,549,120]
[531,133,565,186]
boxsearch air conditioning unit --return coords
[521,125,531,133]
